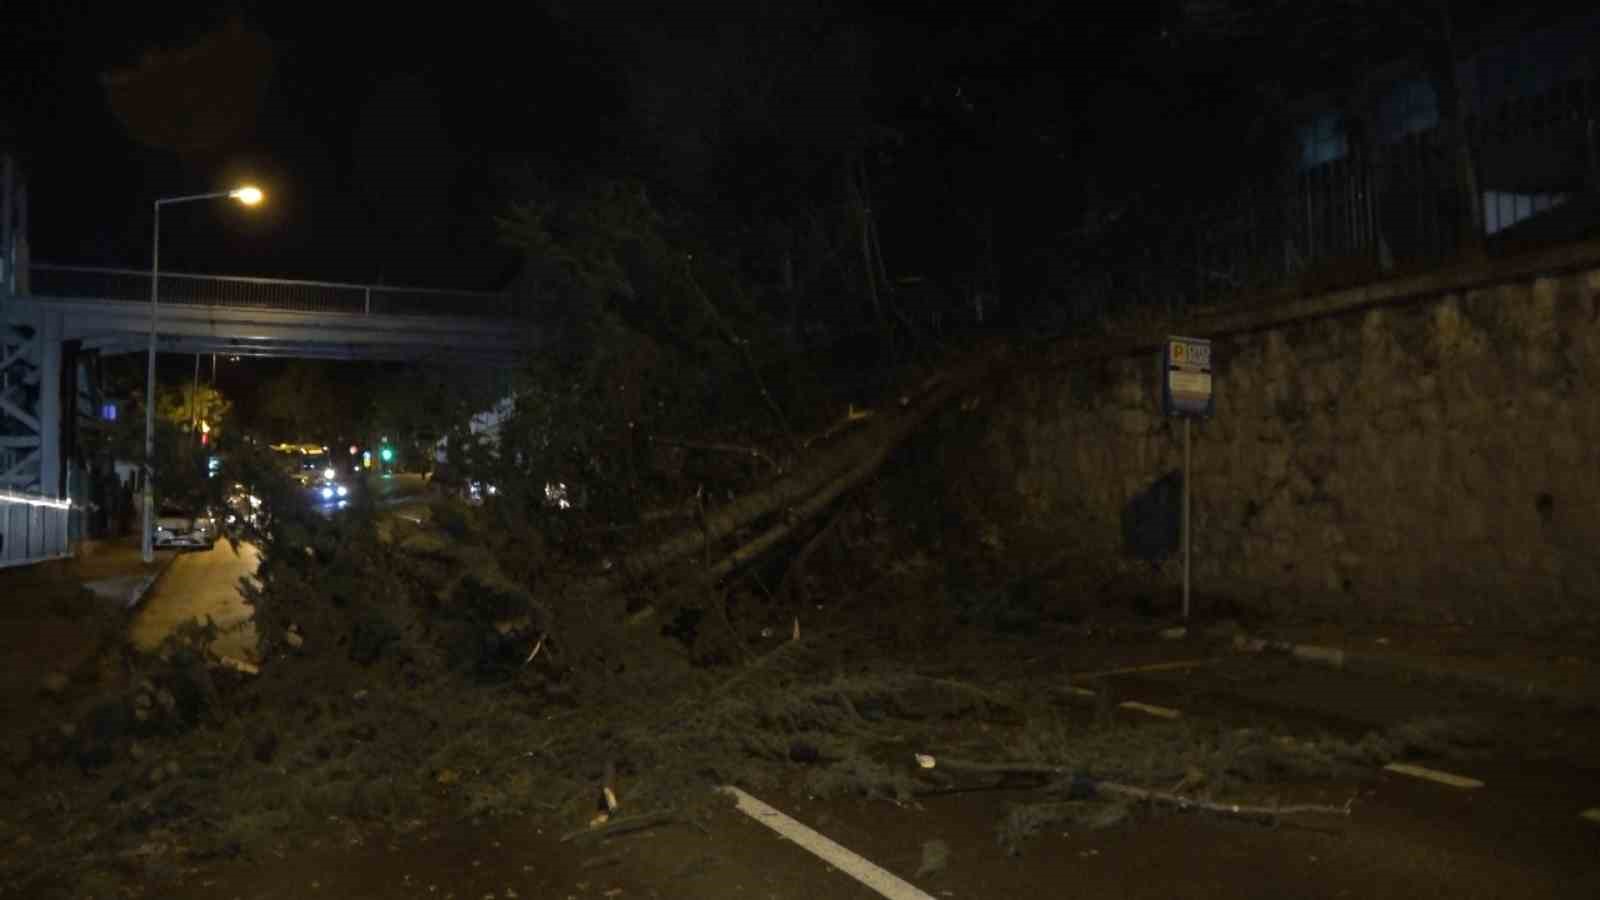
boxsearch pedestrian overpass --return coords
[1,157,531,565]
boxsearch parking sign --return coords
[1163,336,1213,418]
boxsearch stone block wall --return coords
[959,258,1600,626]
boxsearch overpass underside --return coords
[1,264,531,564]
[16,296,531,363]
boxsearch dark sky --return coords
[4,2,1570,294]
[2,2,622,289]
[0,2,1193,292]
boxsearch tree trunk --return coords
[566,346,1004,602]
[849,154,888,338]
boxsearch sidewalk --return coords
[1228,620,1600,709]
[0,536,178,728]
[1,536,176,603]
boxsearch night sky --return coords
[0,2,1194,293]
[1,2,1558,299]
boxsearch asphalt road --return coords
[129,539,261,662]
[127,476,425,662]
[369,471,429,505]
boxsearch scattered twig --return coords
[915,755,1355,825]
[1071,658,1221,680]
[522,634,546,667]
[1094,781,1355,823]
[559,809,680,846]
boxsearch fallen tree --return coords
[567,344,1007,606]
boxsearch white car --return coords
[153,507,218,549]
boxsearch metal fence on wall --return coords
[1186,73,1598,310]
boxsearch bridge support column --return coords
[0,305,65,498]
[37,309,61,498]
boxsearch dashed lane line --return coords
[1381,763,1485,789]
[719,786,937,900]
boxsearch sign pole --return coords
[1163,335,1212,626]
[1182,416,1191,622]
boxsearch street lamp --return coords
[142,185,264,562]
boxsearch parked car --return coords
[153,506,218,549]
[223,483,262,533]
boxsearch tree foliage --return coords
[488,176,795,531]
[156,382,230,432]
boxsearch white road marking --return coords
[1382,763,1484,789]
[719,786,936,900]
[1119,701,1182,720]
[1580,808,1600,824]
[1063,685,1099,698]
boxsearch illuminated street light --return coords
[142,184,266,563]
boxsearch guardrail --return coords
[0,489,72,568]
[26,264,516,318]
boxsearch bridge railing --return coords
[26,264,516,318]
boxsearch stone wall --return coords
[954,245,1600,626]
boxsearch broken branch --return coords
[650,435,781,473]
[916,756,1355,824]
[801,404,875,449]
[1093,781,1355,823]
[559,809,680,846]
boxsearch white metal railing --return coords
[0,489,72,568]
[26,264,516,318]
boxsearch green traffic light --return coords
[380,446,394,462]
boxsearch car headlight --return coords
[336,484,349,497]
[323,467,336,481]
[320,486,334,500]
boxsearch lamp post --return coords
[142,185,263,563]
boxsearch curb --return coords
[125,551,180,610]
[1230,632,1600,709]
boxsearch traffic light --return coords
[380,445,394,463]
